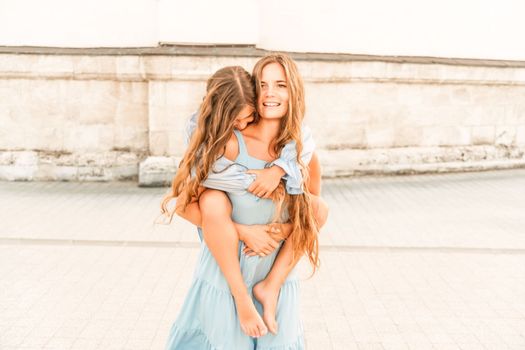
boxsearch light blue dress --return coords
[166,130,304,349]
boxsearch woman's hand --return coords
[235,223,282,257]
[246,166,285,199]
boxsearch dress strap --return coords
[233,129,249,158]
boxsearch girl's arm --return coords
[246,124,315,198]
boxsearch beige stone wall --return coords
[0,48,524,182]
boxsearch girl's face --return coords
[257,62,289,120]
[233,105,255,130]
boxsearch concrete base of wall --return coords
[319,144,525,177]
[2,144,524,185]
[0,151,140,182]
[138,156,178,187]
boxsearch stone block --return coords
[495,126,516,146]
[450,86,472,105]
[167,130,186,156]
[28,127,64,151]
[53,166,79,181]
[34,162,57,180]
[504,103,525,125]
[146,129,185,156]
[170,56,233,80]
[138,156,178,187]
[0,54,34,74]
[34,55,74,76]
[0,165,37,181]
[116,56,144,79]
[115,152,139,166]
[143,56,172,79]
[106,165,138,181]
[421,126,470,147]
[114,82,148,128]
[66,80,118,125]
[471,126,495,145]
[365,127,395,148]
[149,131,170,156]
[316,124,366,149]
[516,126,525,145]
[77,152,106,167]
[14,151,38,166]
[394,127,423,147]
[7,79,67,129]
[63,125,114,152]
[0,152,14,165]
[164,81,204,118]
[73,56,116,79]
[114,127,148,151]
[78,166,108,181]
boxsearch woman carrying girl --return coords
[163,54,328,349]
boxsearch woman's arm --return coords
[307,151,321,196]
[306,151,329,227]
[265,151,324,238]
[243,151,328,256]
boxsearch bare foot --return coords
[234,293,268,338]
[253,280,280,335]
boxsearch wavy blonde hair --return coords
[253,54,320,272]
[161,66,256,219]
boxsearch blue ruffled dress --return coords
[166,130,304,349]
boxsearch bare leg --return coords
[199,189,268,338]
[253,195,329,334]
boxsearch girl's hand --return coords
[246,166,285,199]
[236,224,281,257]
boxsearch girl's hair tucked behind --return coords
[253,54,320,273]
[161,66,256,220]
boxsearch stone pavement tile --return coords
[70,338,101,350]
[43,337,76,349]
[457,343,487,350]
[304,327,332,349]
[482,344,510,350]
[124,336,155,350]
[357,342,386,350]
[429,344,462,350]
[330,337,359,350]
[381,341,410,350]
[18,336,50,347]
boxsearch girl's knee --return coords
[199,189,232,216]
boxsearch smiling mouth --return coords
[263,102,280,107]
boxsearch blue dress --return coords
[166,130,304,349]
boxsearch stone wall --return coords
[0,47,524,184]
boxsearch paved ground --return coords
[0,169,524,349]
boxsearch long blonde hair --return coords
[253,54,320,272]
[161,66,256,219]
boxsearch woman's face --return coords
[257,62,289,120]
[233,105,255,130]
